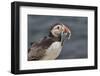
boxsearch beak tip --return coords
[64,28,67,33]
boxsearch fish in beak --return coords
[61,25,71,46]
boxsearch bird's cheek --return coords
[54,31,59,35]
[54,30,58,33]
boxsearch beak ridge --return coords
[63,26,71,40]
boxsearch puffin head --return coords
[49,23,71,40]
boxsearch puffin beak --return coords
[61,24,71,46]
[63,25,71,40]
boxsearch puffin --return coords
[28,23,71,61]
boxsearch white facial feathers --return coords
[51,24,71,39]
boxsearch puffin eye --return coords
[57,26,59,29]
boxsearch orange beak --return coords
[63,25,70,33]
[64,27,67,33]
[63,25,71,39]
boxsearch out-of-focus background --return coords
[28,15,88,59]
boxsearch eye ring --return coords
[57,26,59,29]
